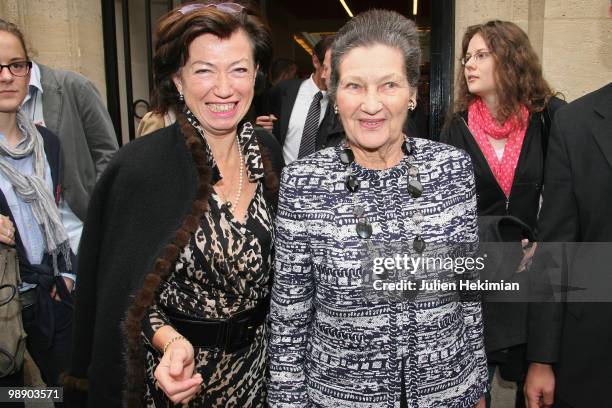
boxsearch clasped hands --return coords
[154,329,202,405]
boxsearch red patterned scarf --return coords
[468,97,529,198]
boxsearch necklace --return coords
[223,134,244,209]
[340,140,426,253]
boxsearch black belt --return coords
[165,297,269,354]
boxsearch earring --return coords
[408,100,416,111]
[334,104,338,114]
[179,93,184,102]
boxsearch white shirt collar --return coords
[28,61,43,95]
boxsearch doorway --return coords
[102,0,454,144]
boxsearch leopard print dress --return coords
[141,119,274,407]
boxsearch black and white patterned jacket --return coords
[268,137,488,408]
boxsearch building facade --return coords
[1,0,610,143]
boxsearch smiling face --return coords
[463,33,496,99]
[0,30,30,114]
[335,44,414,152]
[172,29,256,139]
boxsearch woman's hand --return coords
[154,337,202,405]
[474,396,485,408]
[517,239,537,273]
[50,277,75,300]
[0,215,15,245]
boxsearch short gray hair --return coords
[329,9,421,100]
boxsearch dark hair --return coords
[269,58,296,84]
[151,1,272,115]
[313,36,334,64]
[329,9,420,100]
[454,20,557,122]
[0,19,29,60]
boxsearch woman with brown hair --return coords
[441,20,565,407]
[63,2,282,407]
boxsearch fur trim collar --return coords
[122,114,278,407]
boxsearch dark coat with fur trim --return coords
[63,120,282,407]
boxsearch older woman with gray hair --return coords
[268,9,487,408]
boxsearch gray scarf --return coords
[0,110,71,275]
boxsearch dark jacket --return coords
[314,103,344,151]
[440,97,566,231]
[529,83,612,407]
[263,78,303,147]
[440,98,565,375]
[475,215,535,371]
[63,122,282,407]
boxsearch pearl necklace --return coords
[224,134,244,209]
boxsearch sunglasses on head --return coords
[178,2,245,15]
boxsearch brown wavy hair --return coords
[150,0,272,115]
[454,20,557,123]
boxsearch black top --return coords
[440,97,566,361]
[441,97,566,233]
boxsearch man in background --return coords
[23,62,118,252]
[257,36,333,164]
[268,58,297,87]
[524,4,612,407]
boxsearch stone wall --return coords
[3,1,609,109]
[543,0,611,99]
[455,0,611,102]
[0,0,107,102]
